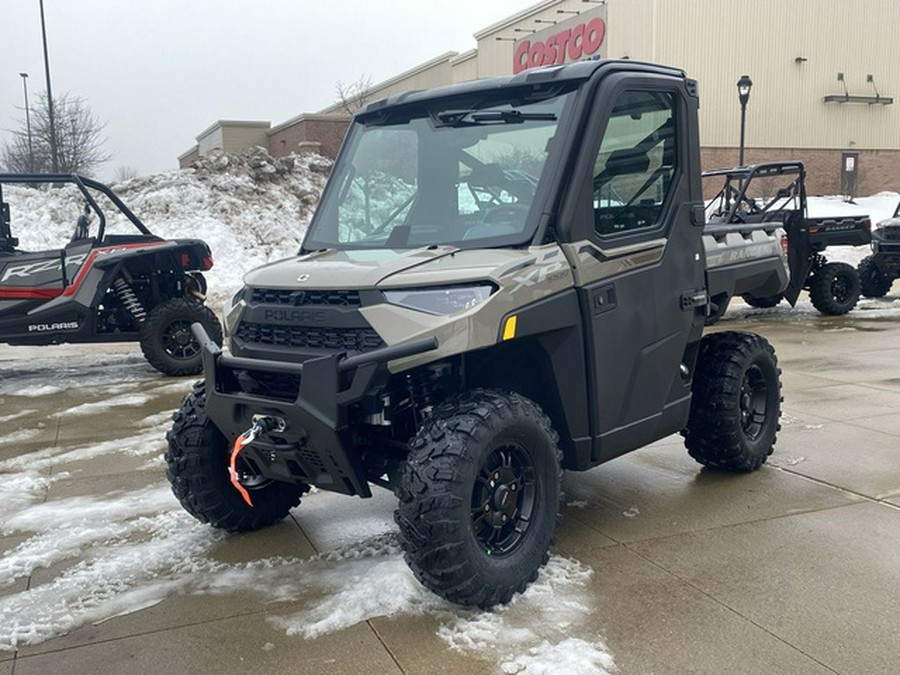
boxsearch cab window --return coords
[592,91,676,236]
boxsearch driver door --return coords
[559,74,706,463]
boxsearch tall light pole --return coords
[19,73,35,172]
[39,0,59,173]
[737,74,753,166]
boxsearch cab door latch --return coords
[680,290,708,311]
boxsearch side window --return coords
[592,91,677,236]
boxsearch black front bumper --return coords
[193,324,437,498]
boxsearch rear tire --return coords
[139,298,223,376]
[808,262,860,315]
[682,331,781,472]
[858,255,893,298]
[741,293,782,309]
[395,389,561,608]
[165,381,309,531]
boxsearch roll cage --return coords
[0,173,153,252]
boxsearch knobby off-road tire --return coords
[858,255,893,298]
[682,331,782,472]
[741,293,783,309]
[395,389,562,608]
[165,381,309,532]
[808,262,860,315]
[139,298,223,376]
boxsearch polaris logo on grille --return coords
[263,309,326,323]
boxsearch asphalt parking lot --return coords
[1,294,899,675]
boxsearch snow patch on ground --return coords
[0,462,616,674]
[60,393,152,417]
[499,638,617,674]
[0,409,36,424]
[0,427,43,446]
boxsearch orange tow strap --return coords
[229,433,254,507]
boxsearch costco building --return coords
[180,0,900,195]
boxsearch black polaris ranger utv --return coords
[858,200,900,298]
[167,60,783,607]
[0,174,222,375]
[703,162,872,316]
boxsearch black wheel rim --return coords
[830,275,850,303]
[740,364,768,440]
[161,319,200,360]
[470,443,536,557]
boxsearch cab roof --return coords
[356,59,688,122]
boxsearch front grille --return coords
[236,322,384,352]
[250,288,361,306]
[242,370,301,400]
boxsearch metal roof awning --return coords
[823,94,893,105]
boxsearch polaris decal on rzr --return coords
[28,321,79,332]
[0,253,87,282]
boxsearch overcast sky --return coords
[1,0,535,180]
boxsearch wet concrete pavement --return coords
[1,296,899,675]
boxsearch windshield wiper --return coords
[435,109,557,127]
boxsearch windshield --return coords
[304,90,575,250]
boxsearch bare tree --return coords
[335,74,373,115]
[2,92,111,175]
[113,165,139,182]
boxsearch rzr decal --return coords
[0,242,166,299]
[0,253,87,282]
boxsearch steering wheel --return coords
[483,204,529,224]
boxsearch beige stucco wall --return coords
[220,123,271,154]
[196,121,271,155]
[337,0,899,155]
[183,0,899,190]
[320,53,460,114]
[197,126,224,155]
[632,0,900,151]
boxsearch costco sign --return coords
[513,18,606,74]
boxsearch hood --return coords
[874,216,900,233]
[242,246,552,291]
[242,247,460,290]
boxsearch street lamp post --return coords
[39,0,59,173]
[19,73,34,172]
[737,74,753,166]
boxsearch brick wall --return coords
[268,116,351,160]
[702,147,900,197]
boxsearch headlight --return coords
[383,284,495,315]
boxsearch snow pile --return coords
[5,146,332,308]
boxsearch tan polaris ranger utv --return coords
[166,59,785,608]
